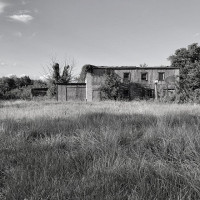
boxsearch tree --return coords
[46,59,75,97]
[60,65,70,83]
[168,43,200,102]
[52,63,60,82]
[100,71,121,100]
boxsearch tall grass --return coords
[1,100,200,199]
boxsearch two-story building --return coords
[85,65,179,101]
[57,65,179,101]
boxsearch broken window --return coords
[124,73,130,79]
[158,72,165,81]
[141,72,148,81]
[123,73,130,83]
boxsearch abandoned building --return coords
[57,65,179,101]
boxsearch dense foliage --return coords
[100,72,122,100]
[0,76,47,100]
[168,43,200,102]
[47,63,73,97]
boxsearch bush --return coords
[100,72,122,100]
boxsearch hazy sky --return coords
[0,0,200,79]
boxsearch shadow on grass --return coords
[1,112,200,199]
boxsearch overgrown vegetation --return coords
[100,72,122,100]
[168,43,200,103]
[1,100,200,199]
[0,76,47,100]
[47,62,74,98]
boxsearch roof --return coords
[85,65,179,72]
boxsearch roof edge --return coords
[85,64,179,71]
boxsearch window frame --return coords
[123,72,130,79]
[158,72,165,81]
[123,72,130,83]
[141,72,148,81]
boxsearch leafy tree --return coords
[168,43,200,102]
[32,79,47,88]
[60,65,70,83]
[52,63,60,82]
[100,72,121,100]
[47,61,74,97]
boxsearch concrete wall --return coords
[86,68,179,101]
[57,85,67,101]
[57,84,86,101]
[86,73,93,101]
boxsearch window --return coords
[158,72,165,81]
[123,73,130,83]
[141,72,148,81]
[123,73,130,79]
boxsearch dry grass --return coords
[1,100,200,199]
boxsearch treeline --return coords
[0,62,73,100]
[0,75,47,100]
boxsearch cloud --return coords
[9,14,33,23]
[18,10,31,14]
[21,0,28,5]
[14,31,22,37]
[0,1,7,14]
[28,32,36,39]
[34,9,39,13]
[194,33,200,37]
[0,62,6,66]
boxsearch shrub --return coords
[100,72,122,100]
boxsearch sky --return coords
[0,0,200,79]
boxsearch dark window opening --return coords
[141,73,148,81]
[147,89,154,98]
[123,73,130,83]
[124,73,130,79]
[158,72,165,81]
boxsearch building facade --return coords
[85,65,179,101]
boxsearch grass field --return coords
[1,100,200,200]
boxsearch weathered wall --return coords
[86,68,179,101]
[86,73,93,101]
[57,85,67,101]
[57,84,86,101]
[114,68,179,89]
